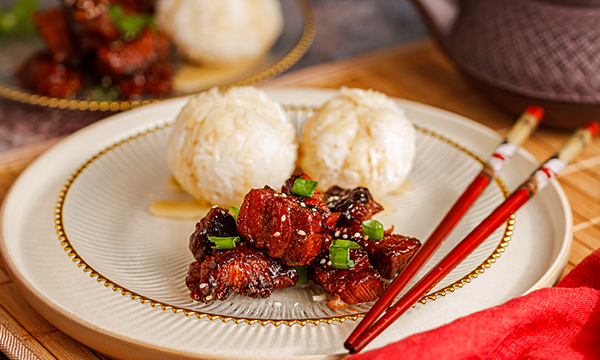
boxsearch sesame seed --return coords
[274,232,281,237]
[320,259,326,264]
[327,261,332,266]
[342,234,348,239]
[298,230,306,236]
[335,231,341,237]
[205,295,213,301]
[199,283,207,289]
[354,232,361,238]
[281,215,286,221]
[300,202,306,207]
[312,294,326,301]
[282,193,287,198]
[364,235,369,240]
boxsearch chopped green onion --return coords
[291,178,318,197]
[361,219,384,240]
[329,239,359,269]
[0,0,37,36]
[228,206,240,220]
[294,266,308,284]
[90,84,119,101]
[332,239,362,249]
[208,236,240,250]
[109,4,156,39]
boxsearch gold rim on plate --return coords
[0,0,316,112]
[54,114,513,326]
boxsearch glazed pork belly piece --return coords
[324,186,383,228]
[356,233,421,280]
[310,248,387,310]
[282,173,332,213]
[236,176,339,267]
[188,206,238,262]
[325,186,421,280]
[185,244,298,303]
[17,53,83,98]
[96,28,171,77]
[63,0,121,52]
[32,8,78,64]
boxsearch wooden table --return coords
[2,39,600,359]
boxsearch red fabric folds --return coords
[349,248,600,360]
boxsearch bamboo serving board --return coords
[2,39,600,359]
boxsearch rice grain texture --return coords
[299,87,416,196]
[167,87,297,207]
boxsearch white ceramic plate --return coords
[0,88,572,359]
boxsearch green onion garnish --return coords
[208,236,240,250]
[90,84,119,101]
[329,239,360,269]
[332,239,362,249]
[0,0,37,36]
[294,266,308,284]
[361,219,384,240]
[291,178,318,197]
[109,4,156,39]
[228,206,240,220]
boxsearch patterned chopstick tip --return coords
[486,105,545,174]
[523,105,545,124]
[528,120,599,195]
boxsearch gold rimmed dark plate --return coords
[0,0,315,112]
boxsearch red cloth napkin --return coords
[349,248,600,359]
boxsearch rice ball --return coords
[167,86,297,207]
[298,87,416,196]
[156,0,284,66]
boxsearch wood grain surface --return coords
[1,39,599,359]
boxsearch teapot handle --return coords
[409,0,459,41]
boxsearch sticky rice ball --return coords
[156,0,284,66]
[167,86,297,207]
[298,87,416,196]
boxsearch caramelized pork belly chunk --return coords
[189,206,238,262]
[282,173,331,213]
[97,28,171,76]
[310,248,387,310]
[17,53,82,98]
[33,8,77,64]
[115,62,173,98]
[324,186,383,228]
[236,186,337,266]
[185,245,298,303]
[334,226,421,280]
[357,233,421,280]
[63,0,121,52]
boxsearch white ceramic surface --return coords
[0,88,572,359]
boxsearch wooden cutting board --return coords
[1,39,600,359]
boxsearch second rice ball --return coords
[299,87,416,197]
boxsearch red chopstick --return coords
[345,105,544,349]
[345,121,600,353]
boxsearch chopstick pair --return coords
[346,111,599,353]
[345,105,544,351]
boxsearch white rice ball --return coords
[156,0,284,66]
[167,86,297,207]
[298,87,416,196]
